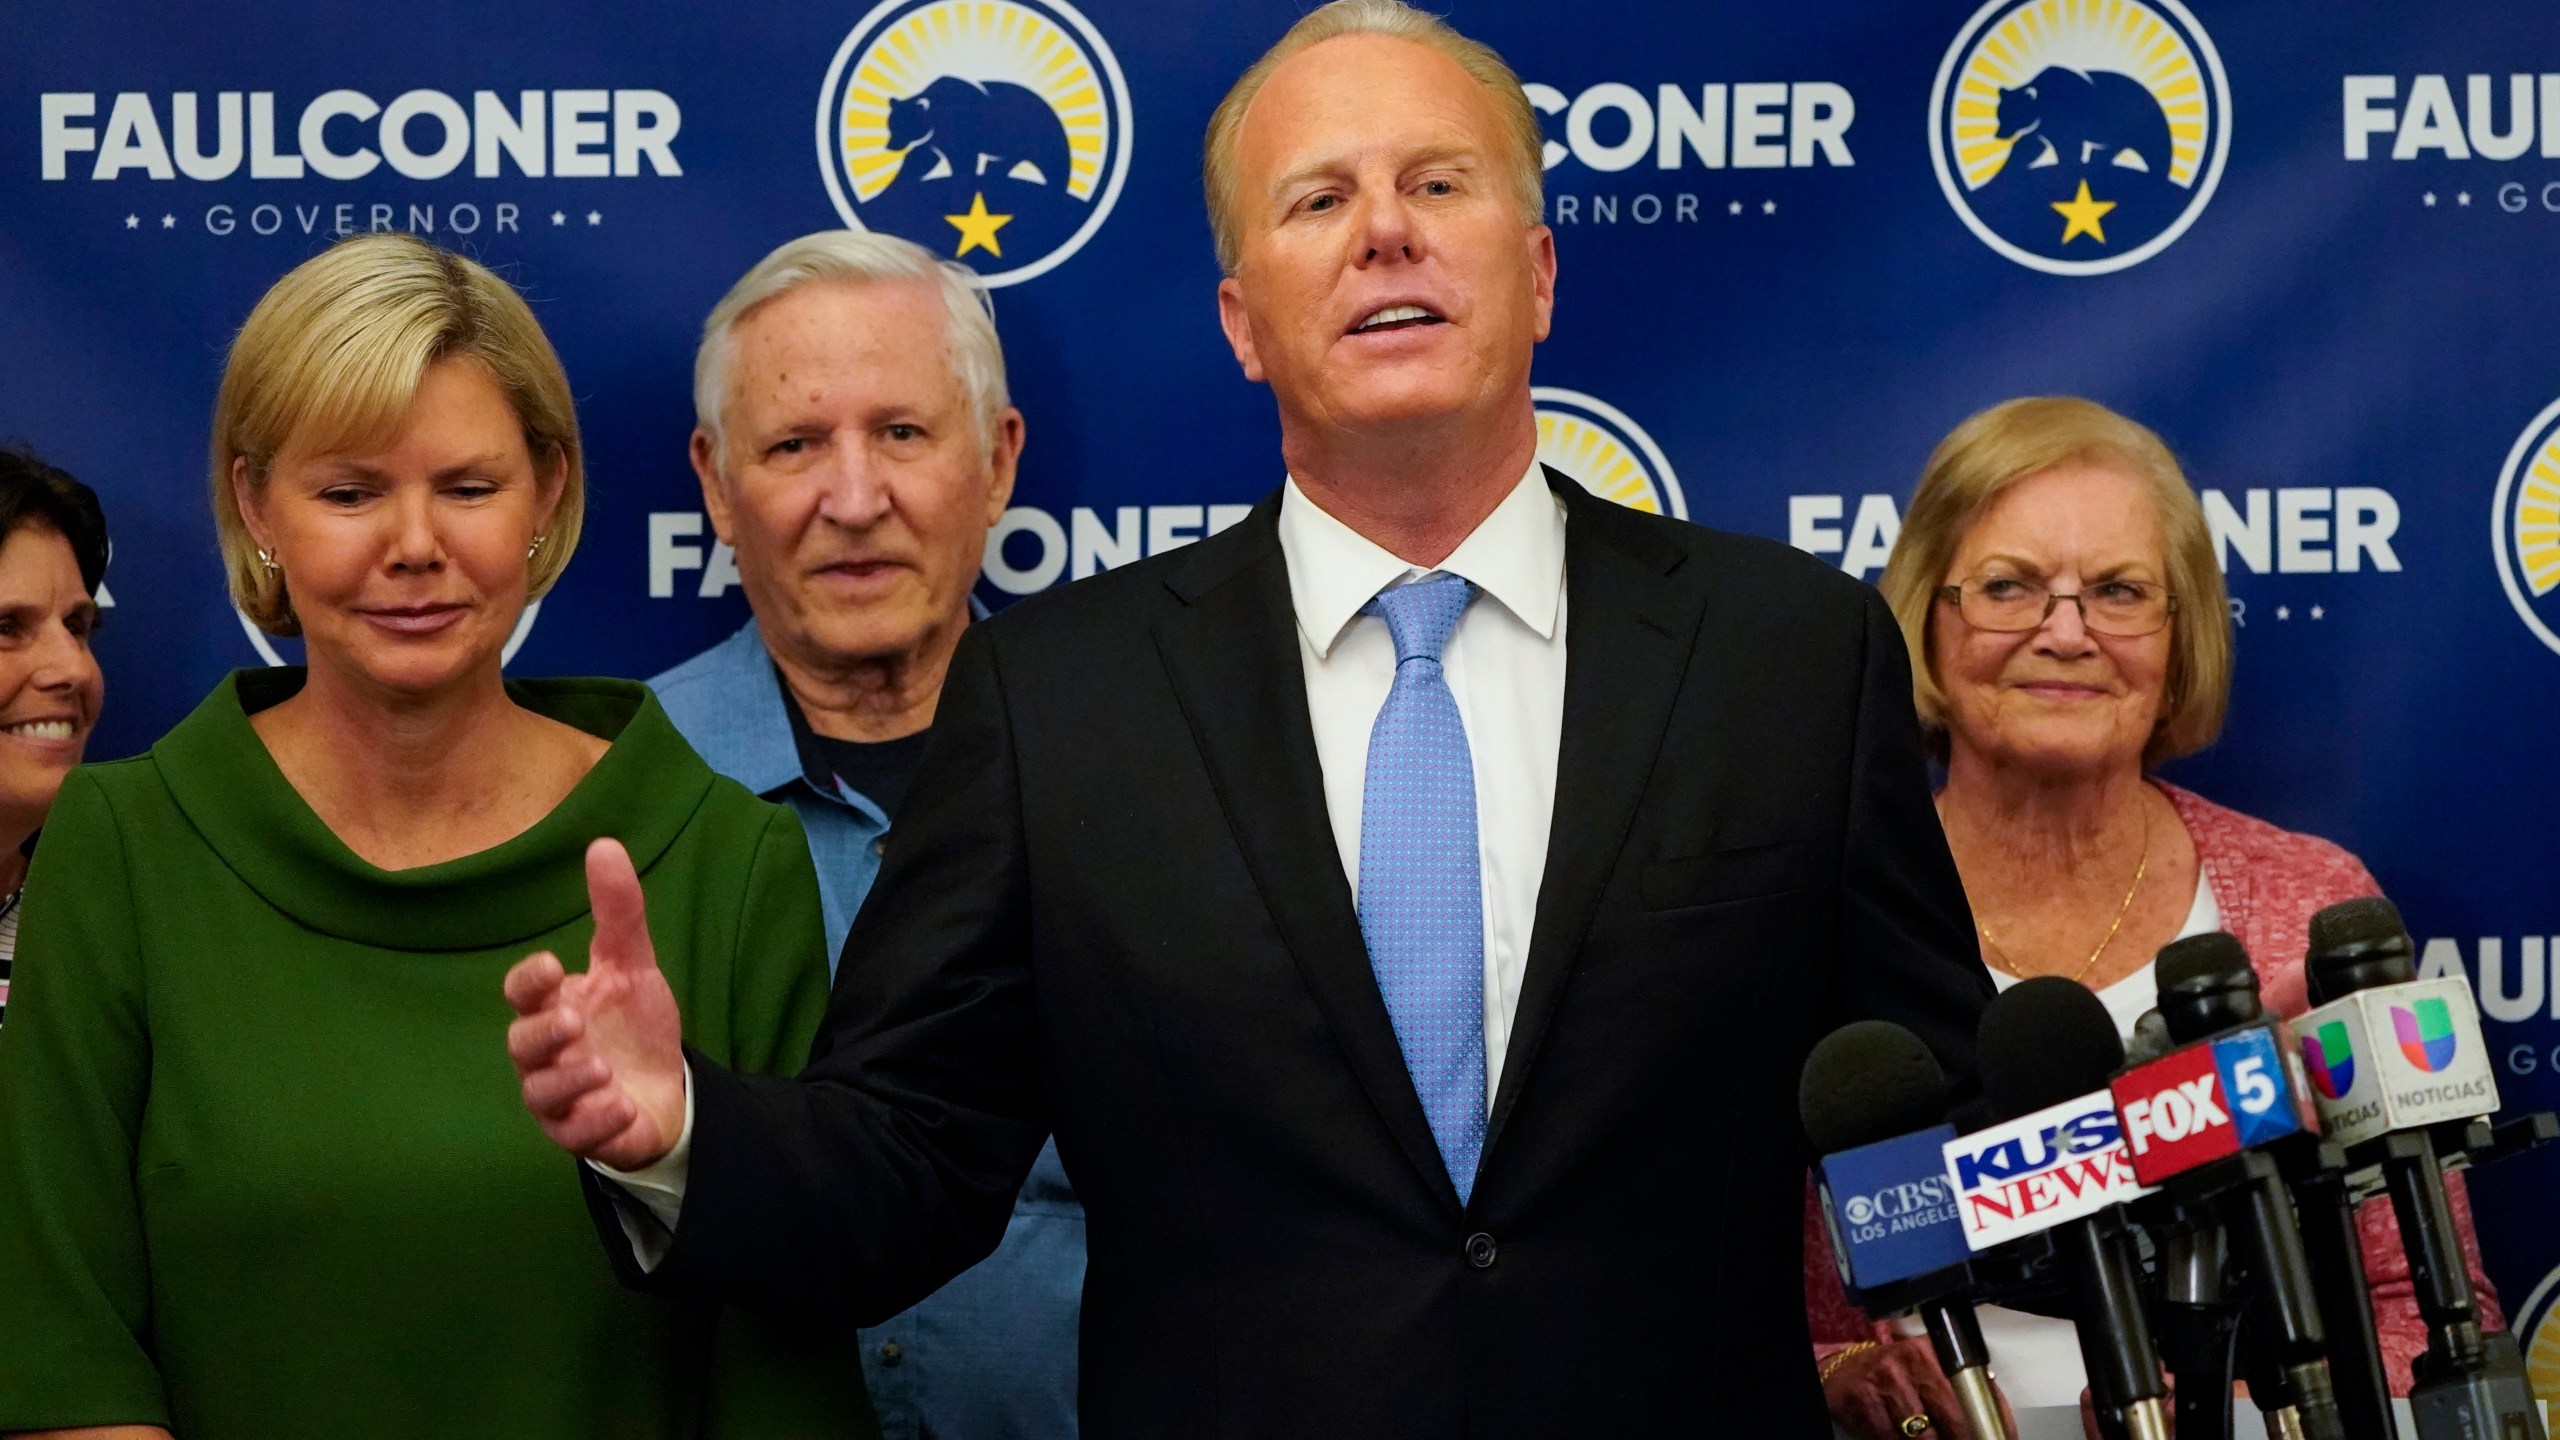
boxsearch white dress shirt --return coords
[601,460,1572,1247]
[1278,462,1568,1102]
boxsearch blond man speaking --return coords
[507,4,1992,1434]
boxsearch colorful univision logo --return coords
[816,0,1134,287]
[2392,999,2459,1074]
[1928,0,2231,276]
[2303,1021,2357,1101]
[2491,395,2560,658]
[1531,387,1688,521]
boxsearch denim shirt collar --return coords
[663,621,808,798]
[658,598,990,823]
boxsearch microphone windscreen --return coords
[1978,976,2124,1119]
[2305,896,2418,1001]
[1800,1020,1951,1155]
[2155,931,2256,996]
[2155,931,2263,1040]
[2308,896,2407,957]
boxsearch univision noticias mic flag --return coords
[2299,978,2502,1148]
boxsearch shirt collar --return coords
[1277,460,1565,659]
[669,592,990,805]
[667,621,806,796]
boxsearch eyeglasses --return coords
[1937,576,2179,637]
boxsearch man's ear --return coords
[689,428,736,545]
[983,407,1025,527]
[1525,223,1557,344]
[1216,277,1267,383]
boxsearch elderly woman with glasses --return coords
[1808,397,2502,1439]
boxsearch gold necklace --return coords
[1976,805,2153,986]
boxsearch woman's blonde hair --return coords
[1876,396,2232,766]
[211,233,584,636]
[1202,0,1545,277]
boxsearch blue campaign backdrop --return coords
[9,0,2560,1389]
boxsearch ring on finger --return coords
[1900,1415,1932,1437]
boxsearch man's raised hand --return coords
[505,837,689,1172]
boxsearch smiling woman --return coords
[1807,397,2505,1435]
[0,235,867,1440]
[0,445,108,1030]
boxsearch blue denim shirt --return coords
[652,618,1083,1440]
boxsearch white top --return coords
[603,460,1569,1248]
[1279,462,1566,1102]
[1970,868,2222,1409]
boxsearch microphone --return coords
[2300,898,2499,1149]
[1802,1020,2015,1440]
[2116,933,2345,1440]
[2123,1005,2251,1439]
[2126,1007,2177,1066]
[1953,978,2167,1440]
[2204,937,2398,1440]
[2301,899,2547,1440]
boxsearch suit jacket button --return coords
[1465,1232,1498,1269]
[879,1341,904,1366]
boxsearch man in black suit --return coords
[505,2,1994,1434]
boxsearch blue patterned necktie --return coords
[1356,571,1487,1205]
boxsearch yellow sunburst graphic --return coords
[1950,0,2209,192]
[1538,412,1663,515]
[838,0,1107,202]
[2516,433,2560,597]
[2527,1289,2560,1412]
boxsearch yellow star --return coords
[944,192,1013,259]
[2050,179,2117,246]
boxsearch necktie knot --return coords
[1365,572,1475,667]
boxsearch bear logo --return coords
[818,0,1134,287]
[886,76,1074,190]
[1994,67,2175,176]
[1928,0,2228,276]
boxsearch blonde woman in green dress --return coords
[0,235,869,1440]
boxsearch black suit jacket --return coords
[598,472,1992,1438]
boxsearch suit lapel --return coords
[1152,500,1463,1211]
[1485,474,1712,1153]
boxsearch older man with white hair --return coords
[643,231,1081,1440]
[512,6,1989,1435]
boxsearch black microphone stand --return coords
[2149,1199,2239,1440]
[2060,1211,2170,1440]
[1917,1297,2009,1440]
[2281,1139,2397,1440]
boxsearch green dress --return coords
[0,671,877,1440]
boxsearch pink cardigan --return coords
[1802,782,2505,1394]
